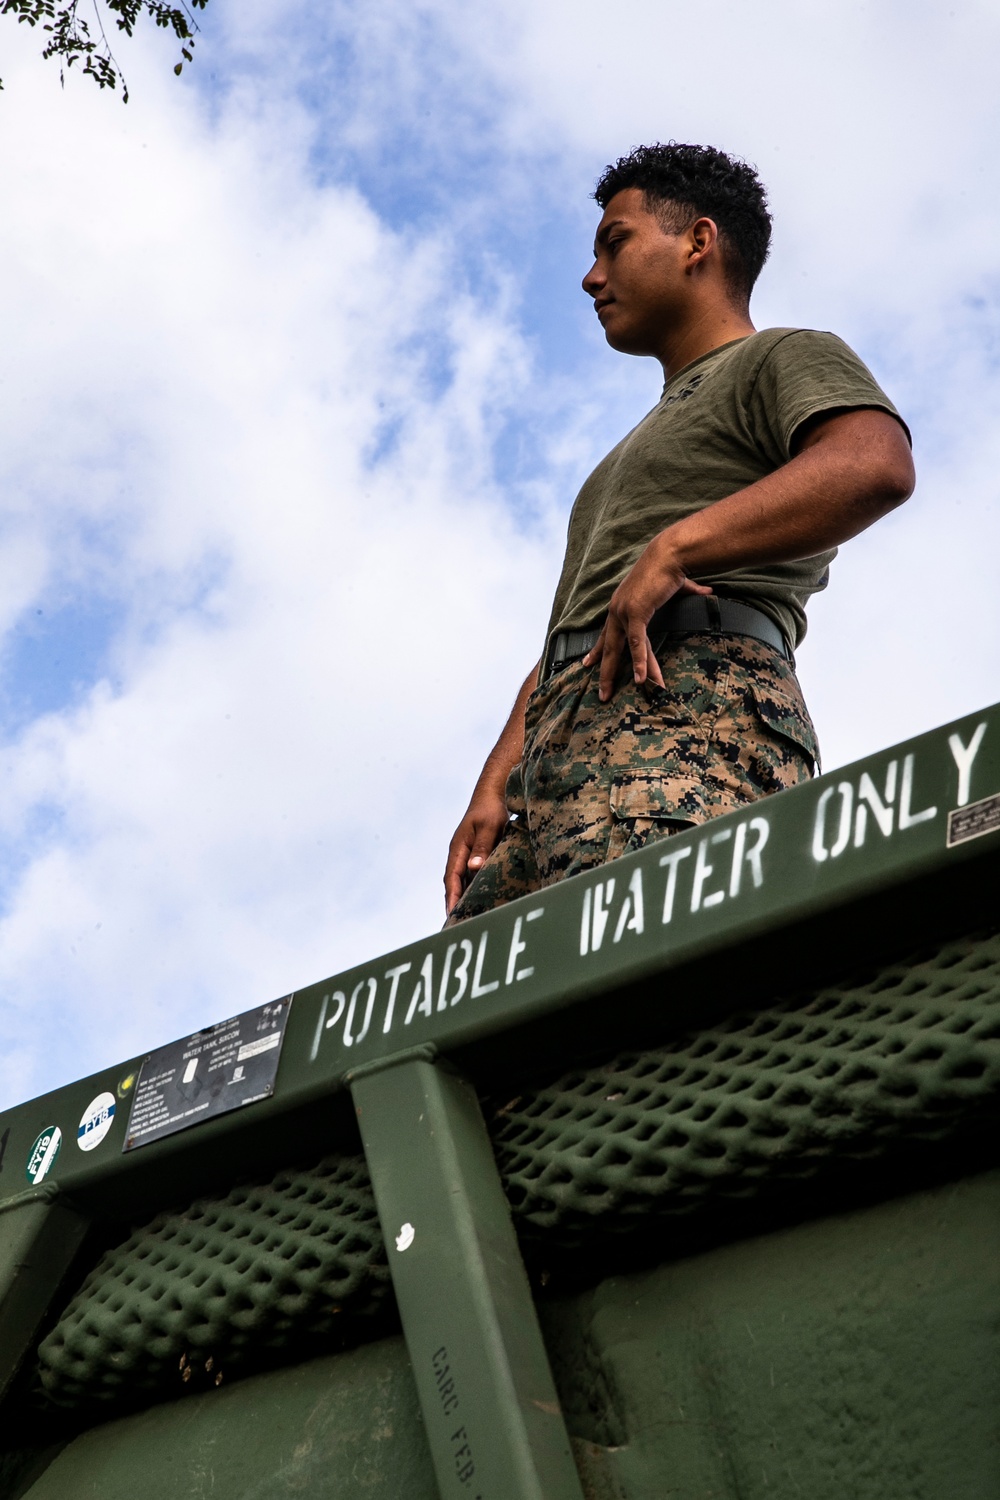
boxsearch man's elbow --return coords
[867,416,915,513]
[808,408,915,516]
[877,448,916,511]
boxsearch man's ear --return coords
[685,216,719,272]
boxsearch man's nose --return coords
[582,259,603,298]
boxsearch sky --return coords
[0,0,997,1105]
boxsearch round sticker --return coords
[77,1092,116,1153]
[26,1126,62,1184]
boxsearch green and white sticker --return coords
[26,1126,62,1185]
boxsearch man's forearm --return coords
[471,662,540,796]
[587,408,914,700]
[663,408,913,577]
[444,661,540,913]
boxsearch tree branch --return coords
[0,0,209,98]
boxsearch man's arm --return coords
[444,662,540,914]
[585,408,915,701]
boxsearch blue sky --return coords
[0,0,997,1104]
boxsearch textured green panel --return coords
[20,1336,439,1500]
[496,927,1000,1240]
[32,928,1000,1414]
[37,1155,390,1406]
[541,1168,1000,1500]
[19,1173,1000,1500]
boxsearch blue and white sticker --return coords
[77,1091,116,1153]
[26,1126,62,1184]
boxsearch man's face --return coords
[582,187,696,356]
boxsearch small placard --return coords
[123,998,292,1151]
[947,793,1000,848]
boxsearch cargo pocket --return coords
[749,668,819,772]
[740,657,827,804]
[607,775,699,863]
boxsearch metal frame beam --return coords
[348,1047,584,1500]
[0,1185,89,1410]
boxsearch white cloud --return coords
[0,33,564,1101]
[0,0,997,1104]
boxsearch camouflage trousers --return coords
[448,631,819,924]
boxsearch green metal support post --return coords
[348,1046,584,1500]
[0,1185,89,1409]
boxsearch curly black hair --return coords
[594,143,772,302]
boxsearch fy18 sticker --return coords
[77,1092,116,1152]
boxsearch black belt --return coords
[545,595,790,680]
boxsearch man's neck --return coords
[658,304,756,381]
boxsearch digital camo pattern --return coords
[449,631,818,923]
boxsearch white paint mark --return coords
[471,931,500,996]
[447,939,473,1006]
[613,868,644,942]
[745,817,768,888]
[899,754,937,829]
[591,878,616,950]
[948,722,987,808]
[659,845,692,923]
[309,992,329,1061]
[830,783,854,857]
[855,763,897,845]
[691,829,731,911]
[811,786,834,862]
[729,817,768,895]
[404,955,435,1026]
[346,977,379,1043]
[381,963,412,1033]
[813,783,854,861]
[437,943,456,1012]
[506,908,542,983]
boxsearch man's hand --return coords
[583,551,713,703]
[444,785,509,915]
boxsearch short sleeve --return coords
[746,330,910,462]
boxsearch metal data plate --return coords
[123,998,292,1152]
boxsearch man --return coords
[444,143,913,922]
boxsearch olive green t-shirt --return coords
[544,328,907,653]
